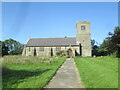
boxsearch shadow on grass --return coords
[2,67,51,88]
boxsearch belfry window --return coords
[81,25,86,30]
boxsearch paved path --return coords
[45,58,84,88]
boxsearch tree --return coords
[99,26,120,57]
[91,39,95,48]
[110,27,120,57]
[2,41,9,56]
[0,41,1,56]
[91,39,100,56]
[99,39,110,56]
[2,38,24,56]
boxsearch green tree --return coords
[99,39,110,56]
[2,38,24,55]
[2,41,9,56]
[110,26,120,57]
[0,41,2,57]
[91,39,100,56]
[91,39,95,48]
[99,26,120,57]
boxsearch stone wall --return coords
[22,46,80,57]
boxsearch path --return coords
[45,58,84,88]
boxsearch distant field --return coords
[75,56,118,88]
[2,55,66,88]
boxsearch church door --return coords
[68,48,73,58]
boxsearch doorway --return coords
[67,48,73,58]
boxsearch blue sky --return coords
[2,2,118,44]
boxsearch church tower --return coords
[76,21,91,56]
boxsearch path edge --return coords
[73,58,85,88]
[44,58,67,88]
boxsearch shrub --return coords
[56,50,67,57]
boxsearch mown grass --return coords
[2,55,66,88]
[74,56,118,88]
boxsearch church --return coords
[22,21,92,57]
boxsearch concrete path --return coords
[45,58,84,88]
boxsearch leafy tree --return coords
[2,38,24,56]
[4,39,17,53]
[109,27,120,57]
[99,26,120,57]
[91,39,100,56]
[2,41,9,56]
[91,39,95,48]
[99,39,110,56]
[0,41,2,57]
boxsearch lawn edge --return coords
[43,58,66,88]
[73,58,85,88]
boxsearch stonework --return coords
[22,46,80,57]
[76,21,91,56]
[22,21,92,57]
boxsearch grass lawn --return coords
[2,55,66,88]
[74,56,118,88]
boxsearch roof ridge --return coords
[30,37,76,39]
[26,37,78,46]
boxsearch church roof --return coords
[26,37,79,47]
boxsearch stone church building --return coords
[22,21,92,57]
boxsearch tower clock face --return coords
[81,25,86,30]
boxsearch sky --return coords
[2,2,118,44]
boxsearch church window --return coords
[56,47,61,51]
[81,25,86,30]
[40,47,44,51]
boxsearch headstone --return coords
[93,55,96,58]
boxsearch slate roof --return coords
[26,37,79,47]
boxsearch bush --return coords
[56,50,67,57]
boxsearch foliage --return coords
[2,55,66,88]
[110,27,120,57]
[91,39,96,48]
[56,50,67,57]
[0,41,1,57]
[91,39,100,56]
[2,38,24,56]
[2,41,9,56]
[99,26,120,57]
[99,39,110,56]
[0,41,2,57]
[75,57,118,88]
